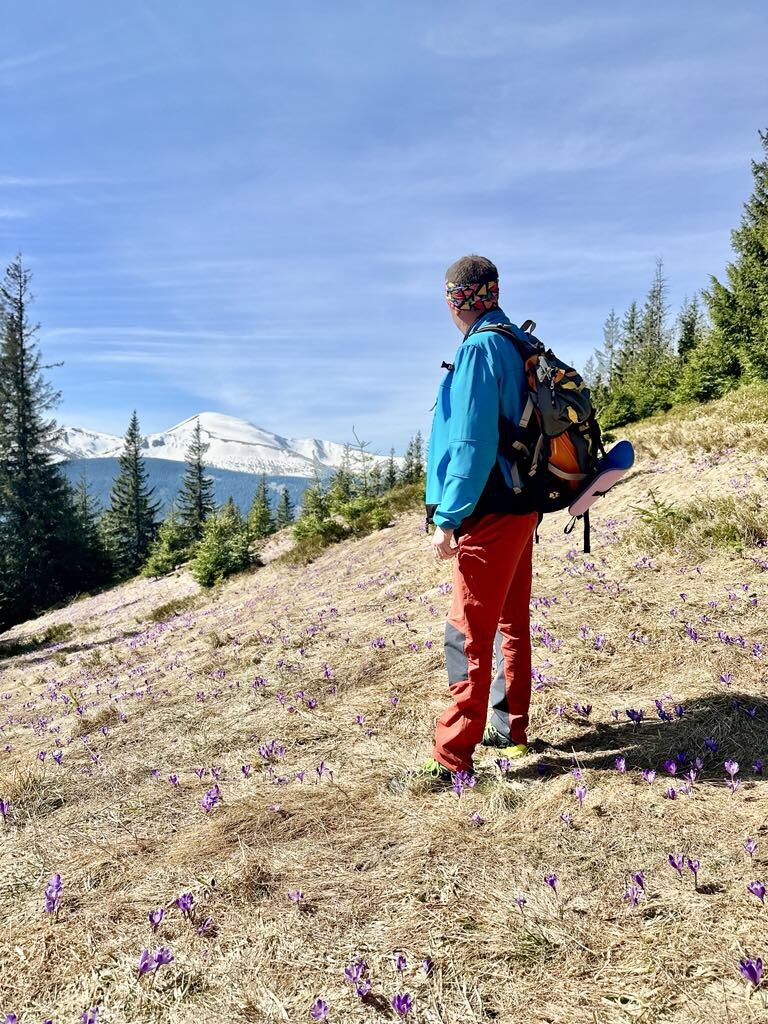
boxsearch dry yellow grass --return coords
[2,402,768,1024]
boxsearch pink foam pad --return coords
[568,467,630,517]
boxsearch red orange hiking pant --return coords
[433,511,537,773]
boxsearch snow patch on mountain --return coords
[54,412,396,478]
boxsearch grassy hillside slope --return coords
[2,388,768,1024]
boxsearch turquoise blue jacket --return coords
[425,308,526,530]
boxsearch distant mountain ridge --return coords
[53,411,395,478]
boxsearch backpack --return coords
[473,320,605,551]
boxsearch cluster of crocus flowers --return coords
[43,873,62,916]
[137,946,174,978]
[199,784,221,813]
[344,956,372,998]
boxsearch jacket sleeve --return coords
[432,342,499,530]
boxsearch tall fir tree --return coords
[275,486,294,528]
[385,448,398,490]
[369,462,383,496]
[327,445,354,509]
[637,258,672,368]
[412,430,425,477]
[178,417,216,540]
[706,130,768,381]
[677,294,706,362]
[70,473,113,587]
[247,475,275,539]
[103,412,160,578]
[0,255,81,627]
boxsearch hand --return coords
[432,525,458,561]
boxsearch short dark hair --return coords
[445,254,498,287]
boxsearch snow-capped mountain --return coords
[53,412,395,478]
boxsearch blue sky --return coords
[1,1,766,454]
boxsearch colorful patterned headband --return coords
[445,279,499,312]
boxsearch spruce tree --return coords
[247,475,275,540]
[385,448,398,490]
[103,412,160,578]
[706,130,768,380]
[399,434,425,485]
[399,438,415,484]
[0,255,78,627]
[70,474,113,587]
[369,463,383,496]
[275,486,294,528]
[300,470,329,519]
[677,295,706,362]
[412,430,425,478]
[327,446,354,510]
[142,503,191,577]
[191,496,251,587]
[178,417,216,540]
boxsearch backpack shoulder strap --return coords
[472,322,543,361]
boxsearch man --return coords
[416,254,538,786]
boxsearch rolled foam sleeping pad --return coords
[568,440,635,517]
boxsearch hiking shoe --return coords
[398,757,454,794]
[496,743,529,760]
[483,724,511,748]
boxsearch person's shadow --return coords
[525,690,767,783]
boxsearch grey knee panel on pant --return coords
[490,629,510,739]
[444,622,468,686]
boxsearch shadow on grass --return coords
[0,626,146,667]
[531,690,768,780]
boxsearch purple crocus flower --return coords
[747,881,766,904]
[642,769,656,785]
[623,885,642,907]
[703,737,718,754]
[422,957,433,975]
[469,811,485,826]
[739,958,763,987]
[168,774,179,787]
[241,764,252,778]
[138,949,155,976]
[394,953,407,973]
[287,889,304,904]
[574,785,587,807]
[391,993,413,1017]
[614,756,626,773]
[199,784,221,813]
[687,858,700,887]
[663,759,677,776]
[724,759,739,779]
[745,838,759,859]
[3,1015,17,1024]
[196,916,217,935]
[544,873,558,893]
[626,708,644,727]
[148,908,164,932]
[451,771,475,797]
[154,946,174,967]
[44,873,62,914]
[0,798,10,823]
[664,786,677,800]
[667,853,685,876]
[310,999,329,1020]
[632,871,646,891]
[175,892,193,916]
[753,760,764,775]
[81,1010,99,1024]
